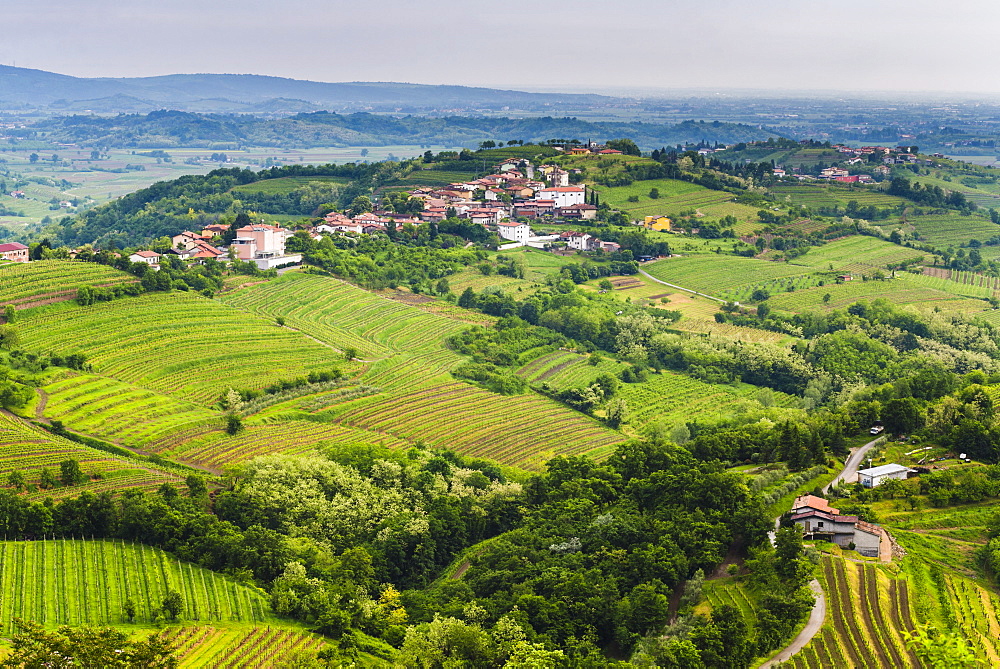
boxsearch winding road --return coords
[757,436,884,668]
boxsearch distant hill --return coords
[0,65,615,113]
[27,109,779,149]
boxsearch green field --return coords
[161,625,329,668]
[0,539,276,628]
[790,236,925,273]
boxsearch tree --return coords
[29,153,38,164]
[606,138,641,156]
[185,474,207,498]
[903,624,978,668]
[225,414,244,436]
[7,470,24,490]
[59,459,86,487]
[162,589,183,620]
[124,597,137,623]
[1,618,177,668]
[349,195,373,216]
[39,468,58,489]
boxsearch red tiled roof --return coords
[0,242,28,252]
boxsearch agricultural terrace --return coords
[0,412,182,499]
[602,184,738,220]
[615,370,798,434]
[789,236,925,274]
[219,272,468,358]
[768,273,993,317]
[220,274,624,468]
[444,267,540,299]
[770,183,909,209]
[229,175,350,195]
[0,260,137,309]
[901,213,999,250]
[155,419,409,472]
[643,255,807,299]
[16,292,341,405]
[0,539,277,629]
[517,350,627,390]
[161,626,330,668]
[40,374,219,450]
[787,557,920,669]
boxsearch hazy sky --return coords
[4,0,1000,95]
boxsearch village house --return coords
[128,250,161,266]
[0,242,29,262]
[172,231,210,250]
[858,463,914,488]
[561,231,596,251]
[535,186,586,208]
[201,223,230,237]
[772,168,786,177]
[497,220,531,244]
[9,191,25,199]
[790,495,882,557]
[644,215,672,232]
[558,204,598,220]
[231,223,301,269]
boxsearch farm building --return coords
[790,494,883,557]
[858,463,913,488]
[0,242,29,262]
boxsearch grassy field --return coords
[0,539,276,628]
[0,412,183,500]
[902,212,999,248]
[790,236,925,273]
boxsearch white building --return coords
[858,463,913,488]
[497,221,531,243]
[129,250,161,265]
[534,187,586,208]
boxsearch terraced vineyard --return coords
[219,272,468,357]
[17,292,342,405]
[770,183,908,208]
[0,412,182,499]
[768,274,992,315]
[214,275,625,468]
[789,557,919,669]
[41,373,219,449]
[0,260,137,309]
[643,255,807,298]
[155,419,409,471]
[904,213,999,249]
[0,539,277,628]
[791,236,924,272]
[161,625,329,668]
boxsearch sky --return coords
[3,0,1000,96]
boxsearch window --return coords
[817,522,824,528]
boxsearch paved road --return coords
[824,436,885,492]
[757,437,883,667]
[637,268,726,303]
[759,580,826,668]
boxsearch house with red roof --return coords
[0,242,29,262]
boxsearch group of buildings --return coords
[128,221,301,270]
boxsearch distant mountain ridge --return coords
[0,65,615,113]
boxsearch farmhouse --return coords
[857,463,913,488]
[0,242,29,262]
[644,215,672,232]
[128,250,161,265]
[790,494,882,557]
[558,204,598,220]
[232,223,301,269]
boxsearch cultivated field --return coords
[902,213,999,249]
[161,625,329,668]
[770,183,908,209]
[0,412,182,500]
[643,255,807,298]
[17,292,343,405]
[0,539,276,628]
[0,260,137,309]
